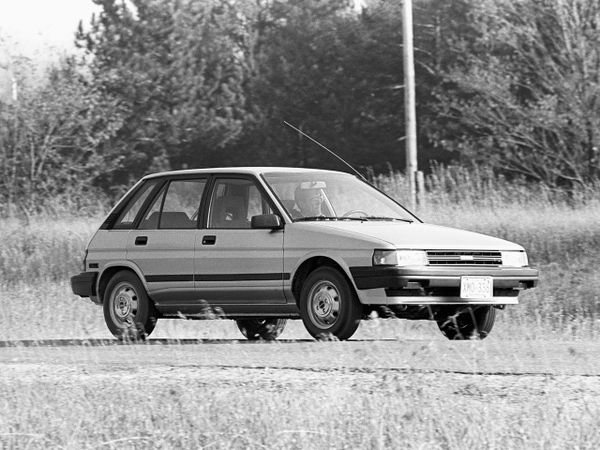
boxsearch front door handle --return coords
[135,236,148,246]
[202,235,216,245]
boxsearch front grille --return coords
[426,250,502,266]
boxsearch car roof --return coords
[142,167,352,180]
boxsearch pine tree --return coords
[77,0,250,185]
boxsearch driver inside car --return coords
[292,183,326,218]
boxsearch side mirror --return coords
[251,214,283,230]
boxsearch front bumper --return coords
[350,265,538,305]
[70,272,97,298]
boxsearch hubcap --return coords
[307,281,341,329]
[110,282,139,327]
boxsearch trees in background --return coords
[77,0,469,174]
[432,0,600,189]
[0,59,122,214]
[71,0,600,189]
[229,0,458,172]
[244,0,600,189]
[1,0,599,213]
[232,0,387,169]
[76,0,251,188]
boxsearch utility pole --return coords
[402,0,418,210]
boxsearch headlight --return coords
[501,251,528,267]
[373,250,427,266]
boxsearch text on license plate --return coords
[460,276,493,299]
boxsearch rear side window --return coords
[139,178,206,229]
[113,180,159,229]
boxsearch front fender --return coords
[289,251,368,304]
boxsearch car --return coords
[71,167,538,341]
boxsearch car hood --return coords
[307,221,524,251]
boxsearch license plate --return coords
[460,276,493,299]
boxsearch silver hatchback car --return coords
[71,167,538,340]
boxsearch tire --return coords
[103,270,158,341]
[436,306,496,340]
[236,318,288,340]
[299,267,362,340]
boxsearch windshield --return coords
[262,171,419,222]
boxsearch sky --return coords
[0,0,100,60]
[0,0,366,61]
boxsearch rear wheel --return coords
[103,271,158,341]
[236,319,287,340]
[436,306,496,340]
[299,267,362,340]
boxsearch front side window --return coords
[138,179,206,229]
[263,171,418,222]
[208,178,274,229]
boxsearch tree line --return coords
[0,0,598,213]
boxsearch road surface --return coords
[0,338,598,378]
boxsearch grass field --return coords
[1,360,598,449]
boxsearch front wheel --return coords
[103,270,158,341]
[436,306,496,340]
[236,318,288,340]
[299,267,362,340]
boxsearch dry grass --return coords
[0,217,100,286]
[375,164,600,209]
[1,370,598,449]
[0,342,599,449]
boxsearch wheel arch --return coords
[291,255,360,307]
[97,262,148,304]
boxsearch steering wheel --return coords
[342,209,369,218]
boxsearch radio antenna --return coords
[284,120,367,181]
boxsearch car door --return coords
[195,176,286,304]
[127,177,207,306]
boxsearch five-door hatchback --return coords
[71,167,538,340]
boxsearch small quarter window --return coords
[113,180,159,229]
[139,185,167,230]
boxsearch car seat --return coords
[212,196,248,228]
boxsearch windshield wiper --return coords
[295,216,339,222]
[362,216,414,223]
[295,216,368,222]
[295,215,412,223]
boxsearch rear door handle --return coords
[202,235,216,245]
[135,236,148,246]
